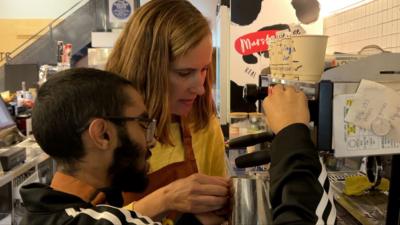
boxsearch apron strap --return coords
[179,117,198,173]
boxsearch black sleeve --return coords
[62,205,162,225]
[269,124,336,225]
[175,213,203,225]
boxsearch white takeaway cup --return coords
[290,35,328,82]
[274,38,284,79]
[268,39,279,79]
[281,37,296,80]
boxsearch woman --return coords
[106,0,228,223]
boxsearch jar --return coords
[16,114,31,135]
[229,112,248,138]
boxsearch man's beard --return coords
[108,126,150,193]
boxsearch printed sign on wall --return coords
[109,0,134,23]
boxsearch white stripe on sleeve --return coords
[65,208,122,225]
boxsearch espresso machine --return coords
[234,52,400,225]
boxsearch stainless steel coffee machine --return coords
[322,52,400,225]
[240,52,400,225]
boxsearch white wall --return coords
[320,0,371,17]
[324,0,400,54]
[189,0,217,29]
[0,0,81,19]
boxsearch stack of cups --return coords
[291,35,328,82]
[275,38,284,79]
[268,34,328,83]
[281,37,294,80]
[268,39,279,79]
[269,38,284,80]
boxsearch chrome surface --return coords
[230,176,272,225]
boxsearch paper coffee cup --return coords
[270,38,284,79]
[281,37,297,80]
[291,35,328,82]
[268,39,279,79]
[275,38,284,78]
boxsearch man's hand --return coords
[263,84,310,134]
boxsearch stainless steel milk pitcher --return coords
[230,176,272,225]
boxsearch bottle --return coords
[62,43,72,69]
[16,81,26,107]
[57,41,64,65]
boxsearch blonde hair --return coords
[106,0,216,145]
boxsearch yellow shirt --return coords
[149,116,226,177]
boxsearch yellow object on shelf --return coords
[343,175,390,196]
[1,91,15,102]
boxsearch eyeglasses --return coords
[104,116,157,145]
[77,116,157,145]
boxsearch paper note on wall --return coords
[345,79,400,142]
[334,94,400,158]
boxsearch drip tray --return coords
[328,171,387,225]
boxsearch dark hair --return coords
[32,68,133,166]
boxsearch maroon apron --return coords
[123,119,198,219]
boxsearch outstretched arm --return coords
[263,85,336,225]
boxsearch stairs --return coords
[0,0,100,91]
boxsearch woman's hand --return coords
[163,173,229,213]
[132,173,229,219]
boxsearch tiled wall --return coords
[324,0,400,54]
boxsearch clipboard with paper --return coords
[320,53,400,158]
[333,91,400,158]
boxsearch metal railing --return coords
[0,0,89,65]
